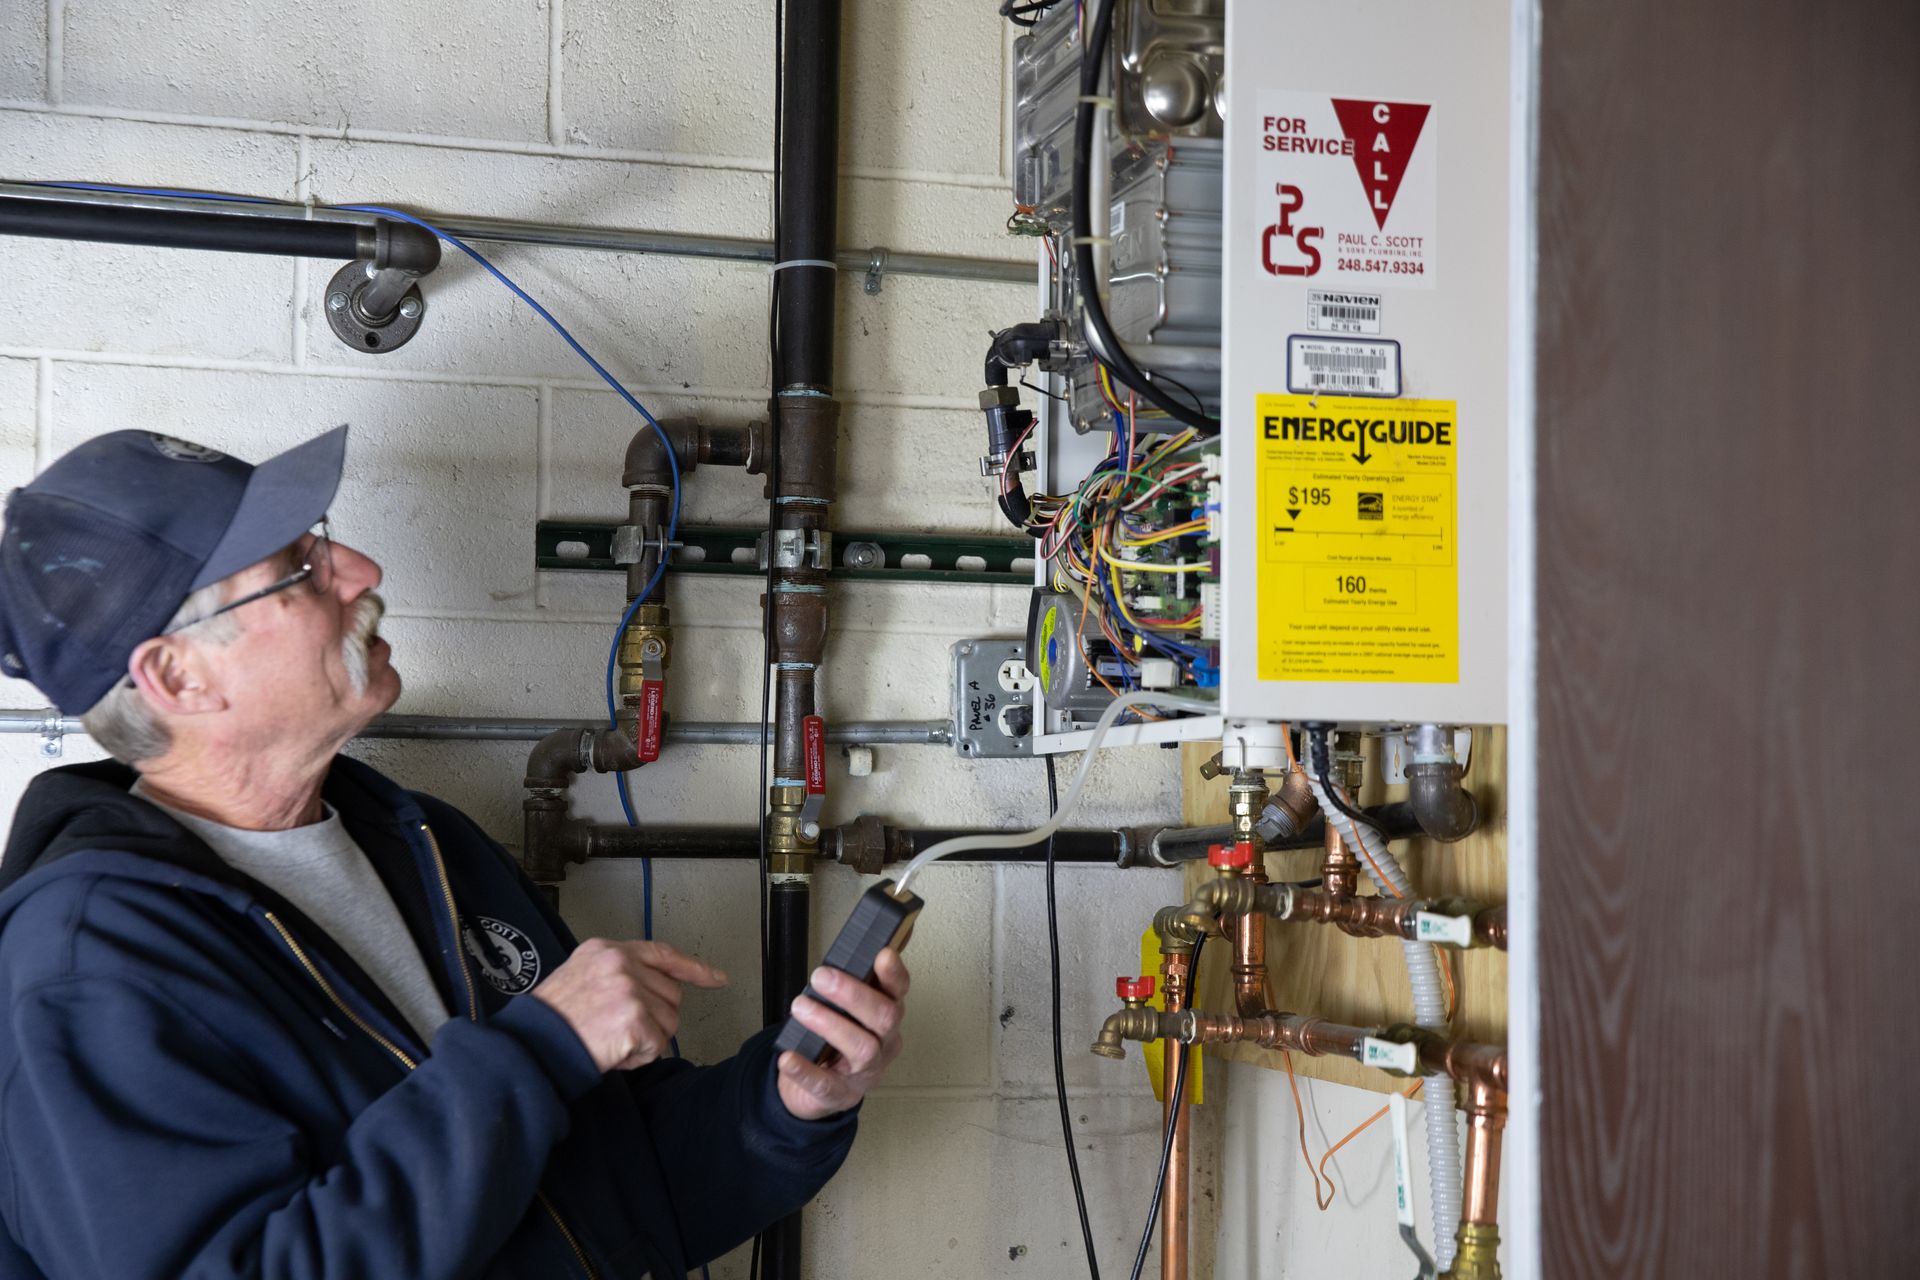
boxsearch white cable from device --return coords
[1307,774,1464,1273]
[893,691,1216,896]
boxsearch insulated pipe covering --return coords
[1308,775,1464,1271]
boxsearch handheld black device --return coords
[772,879,924,1065]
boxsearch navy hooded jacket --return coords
[0,756,857,1279]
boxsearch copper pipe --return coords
[1461,1080,1506,1227]
[1152,955,1182,1280]
[1447,1079,1508,1280]
[1097,1007,1508,1092]
[1322,820,1361,902]
[1284,886,1418,937]
[1229,769,1273,1018]
[1231,883,1270,1014]
[1278,886,1503,951]
[1160,951,1192,1280]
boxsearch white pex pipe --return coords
[1307,775,1463,1272]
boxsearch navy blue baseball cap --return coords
[0,425,349,714]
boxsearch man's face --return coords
[202,532,402,749]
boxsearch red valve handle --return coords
[1208,841,1253,869]
[804,716,827,795]
[1116,975,1156,1001]
[637,679,665,763]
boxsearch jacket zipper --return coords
[420,823,597,1280]
[263,911,418,1071]
[263,843,602,1280]
[537,1191,599,1280]
[420,823,480,1022]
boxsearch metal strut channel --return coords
[535,521,1032,585]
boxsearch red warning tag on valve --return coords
[804,715,827,794]
[639,681,665,763]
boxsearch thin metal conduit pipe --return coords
[0,182,1028,286]
[0,708,953,747]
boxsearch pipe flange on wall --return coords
[323,260,426,354]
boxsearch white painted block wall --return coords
[0,2,1209,1276]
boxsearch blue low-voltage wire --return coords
[38,174,711,1273]
[30,182,683,993]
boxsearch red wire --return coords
[1000,417,1038,497]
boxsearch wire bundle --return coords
[1021,388,1216,697]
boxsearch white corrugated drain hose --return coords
[1307,775,1462,1272]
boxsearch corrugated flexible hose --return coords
[1307,776,1462,1272]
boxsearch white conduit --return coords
[1307,775,1463,1272]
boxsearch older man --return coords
[0,426,907,1279]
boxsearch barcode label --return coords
[1307,289,1383,335]
[1285,336,1402,397]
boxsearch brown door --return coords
[1536,1,1920,1274]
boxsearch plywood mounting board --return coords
[1180,731,1508,1095]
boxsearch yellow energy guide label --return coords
[1255,394,1458,683]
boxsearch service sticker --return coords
[1253,92,1437,289]
[1256,395,1458,684]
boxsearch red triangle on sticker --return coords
[1331,99,1431,230]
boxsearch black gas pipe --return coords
[760,0,844,1273]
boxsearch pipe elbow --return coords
[369,219,442,274]
[1257,766,1319,842]
[1407,761,1479,842]
[524,725,593,788]
[589,726,643,774]
[622,416,702,489]
[1155,904,1206,950]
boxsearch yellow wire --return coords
[1113,521,1208,547]
[1098,545,1212,574]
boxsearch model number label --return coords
[1285,335,1402,398]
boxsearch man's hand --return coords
[777,947,910,1121]
[531,938,728,1074]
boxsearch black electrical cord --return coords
[1148,369,1209,419]
[998,0,1062,27]
[1127,933,1204,1280]
[1044,755,1103,1280]
[1072,0,1219,434]
[1304,723,1376,832]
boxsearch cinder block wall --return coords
[0,2,1193,1276]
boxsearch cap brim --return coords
[191,424,349,590]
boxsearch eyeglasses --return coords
[163,519,334,636]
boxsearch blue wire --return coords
[332,203,676,952]
[31,181,684,982]
[32,181,277,204]
[50,175,707,1280]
